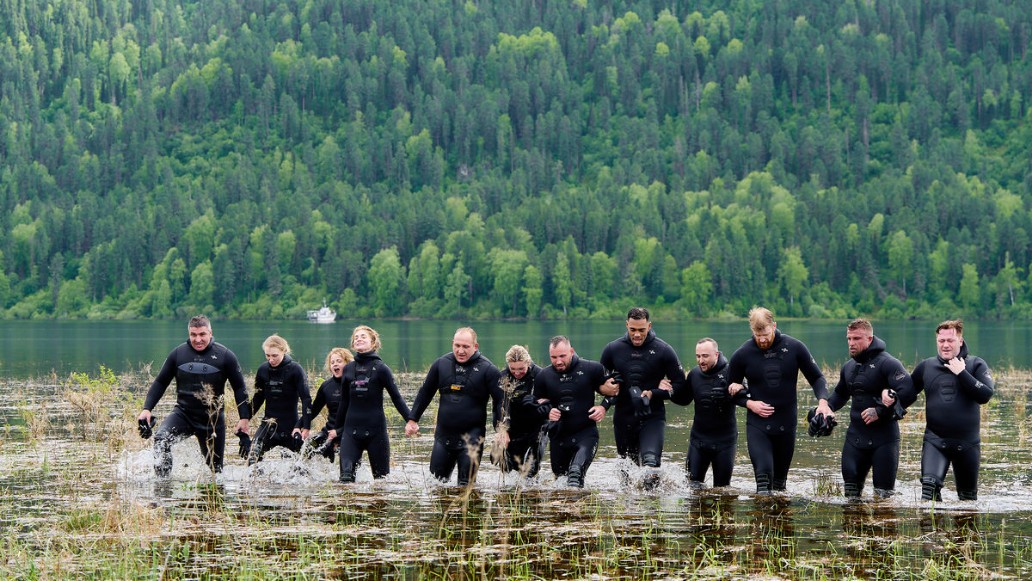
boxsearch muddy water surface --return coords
[2,370,1032,579]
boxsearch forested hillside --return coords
[2,0,1031,320]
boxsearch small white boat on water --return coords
[307,304,336,324]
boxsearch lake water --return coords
[3,318,1032,578]
[3,318,1032,379]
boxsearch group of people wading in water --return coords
[138,308,994,501]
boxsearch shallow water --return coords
[3,371,1032,579]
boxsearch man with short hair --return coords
[599,307,686,486]
[728,307,832,493]
[406,327,503,486]
[138,315,251,477]
[672,337,738,487]
[534,336,610,488]
[827,319,913,499]
[909,319,994,501]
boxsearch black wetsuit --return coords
[599,330,686,468]
[307,375,344,461]
[909,342,994,500]
[250,355,312,464]
[498,363,547,476]
[332,351,411,482]
[533,355,609,488]
[143,341,251,477]
[672,354,738,487]
[827,337,913,497]
[728,330,828,493]
[409,351,503,485]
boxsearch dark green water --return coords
[3,318,1032,378]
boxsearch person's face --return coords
[846,328,874,357]
[329,353,346,378]
[695,342,719,372]
[452,331,477,364]
[626,318,652,347]
[189,325,213,351]
[508,360,530,379]
[549,342,574,372]
[352,329,374,353]
[936,328,962,360]
[264,347,285,367]
[751,323,776,350]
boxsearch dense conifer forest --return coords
[2,0,1031,320]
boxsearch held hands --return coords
[494,430,510,449]
[236,418,250,434]
[815,399,834,419]
[728,382,746,396]
[405,420,420,437]
[945,357,966,375]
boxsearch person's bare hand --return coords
[746,400,774,418]
[861,407,879,424]
[729,382,745,396]
[588,405,606,422]
[945,357,966,375]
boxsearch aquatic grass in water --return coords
[1,368,1032,578]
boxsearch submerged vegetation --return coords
[0,367,1031,578]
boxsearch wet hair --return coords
[352,325,382,352]
[505,345,532,363]
[748,307,775,331]
[936,319,964,336]
[696,337,719,351]
[627,307,651,321]
[262,334,290,355]
[847,318,874,334]
[549,335,571,349]
[454,326,478,344]
[324,347,354,372]
[189,315,211,330]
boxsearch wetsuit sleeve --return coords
[310,384,327,421]
[225,350,251,420]
[296,365,312,430]
[383,366,412,421]
[333,375,351,430]
[409,360,441,422]
[251,370,267,418]
[959,358,994,404]
[827,368,850,412]
[670,370,695,406]
[143,350,178,411]
[488,365,505,430]
[652,345,686,402]
[727,349,746,385]
[798,344,829,401]
[904,361,926,408]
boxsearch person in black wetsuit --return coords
[405,327,503,486]
[908,319,994,501]
[492,345,546,477]
[827,318,913,499]
[599,307,686,487]
[138,315,251,477]
[728,307,833,494]
[328,325,411,483]
[248,334,312,465]
[671,337,738,488]
[304,347,354,463]
[533,336,610,488]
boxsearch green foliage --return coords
[1,0,1031,320]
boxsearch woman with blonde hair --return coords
[328,326,411,483]
[305,347,355,462]
[249,334,312,465]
